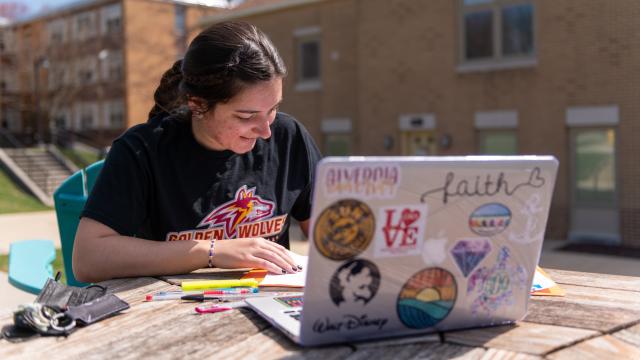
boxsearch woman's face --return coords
[193,77,282,154]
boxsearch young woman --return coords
[73,22,321,283]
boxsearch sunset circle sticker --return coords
[314,199,375,261]
[396,268,457,329]
[468,203,511,236]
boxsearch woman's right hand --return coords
[212,238,301,274]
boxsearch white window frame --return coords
[294,26,321,92]
[457,0,536,73]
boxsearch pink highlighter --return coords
[195,301,246,314]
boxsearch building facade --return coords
[0,0,222,146]
[201,0,640,247]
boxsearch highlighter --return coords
[181,279,260,291]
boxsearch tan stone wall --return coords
[122,0,179,126]
[205,0,640,246]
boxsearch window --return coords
[74,12,96,41]
[573,129,616,204]
[322,118,352,156]
[478,130,517,154]
[459,0,535,70]
[106,100,124,128]
[294,27,321,91]
[101,4,122,35]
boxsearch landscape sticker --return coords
[396,268,457,329]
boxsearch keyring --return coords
[50,312,76,332]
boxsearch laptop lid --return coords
[298,156,558,346]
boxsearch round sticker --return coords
[314,199,375,261]
[329,259,380,307]
[468,203,511,236]
[396,268,457,329]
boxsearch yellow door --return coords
[401,131,437,155]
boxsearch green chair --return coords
[53,160,104,287]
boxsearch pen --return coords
[145,287,259,301]
[181,279,260,291]
[181,292,268,302]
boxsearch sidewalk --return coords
[0,210,61,254]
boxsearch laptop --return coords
[246,156,558,346]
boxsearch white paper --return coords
[259,251,308,287]
[531,268,556,292]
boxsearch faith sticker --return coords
[329,259,381,307]
[374,205,428,258]
[467,246,527,317]
[450,238,492,277]
[468,203,511,236]
[396,268,457,329]
[314,199,375,261]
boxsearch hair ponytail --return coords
[148,60,186,119]
[148,22,286,121]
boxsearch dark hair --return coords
[149,21,286,119]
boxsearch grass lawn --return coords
[59,147,101,169]
[0,168,51,214]
[0,248,66,284]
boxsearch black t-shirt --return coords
[81,112,322,249]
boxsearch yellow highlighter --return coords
[181,279,260,291]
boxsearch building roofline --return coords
[4,0,228,27]
[199,0,326,27]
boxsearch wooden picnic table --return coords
[1,268,640,359]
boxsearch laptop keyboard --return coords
[275,295,304,321]
[283,309,302,321]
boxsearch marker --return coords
[145,288,258,301]
[181,279,260,291]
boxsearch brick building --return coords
[0,0,223,146]
[201,0,640,247]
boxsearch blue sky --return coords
[1,0,236,20]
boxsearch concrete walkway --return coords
[1,211,638,311]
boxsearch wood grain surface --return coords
[1,269,639,359]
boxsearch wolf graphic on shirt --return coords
[165,185,287,241]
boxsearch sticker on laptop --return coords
[509,193,545,244]
[314,199,375,261]
[329,259,380,307]
[396,267,457,329]
[274,295,304,308]
[467,246,527,317]
[450,238,492,277]
[469,203,511,236]
[422,230,448,265]
[323,164,401,199]
[374,205,428,258]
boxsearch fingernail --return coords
[281,269,287,274]
[297,265,303,270]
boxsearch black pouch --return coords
[36,277,107,308]
[65,294,130,326]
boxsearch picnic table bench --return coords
[1,268,640,359]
